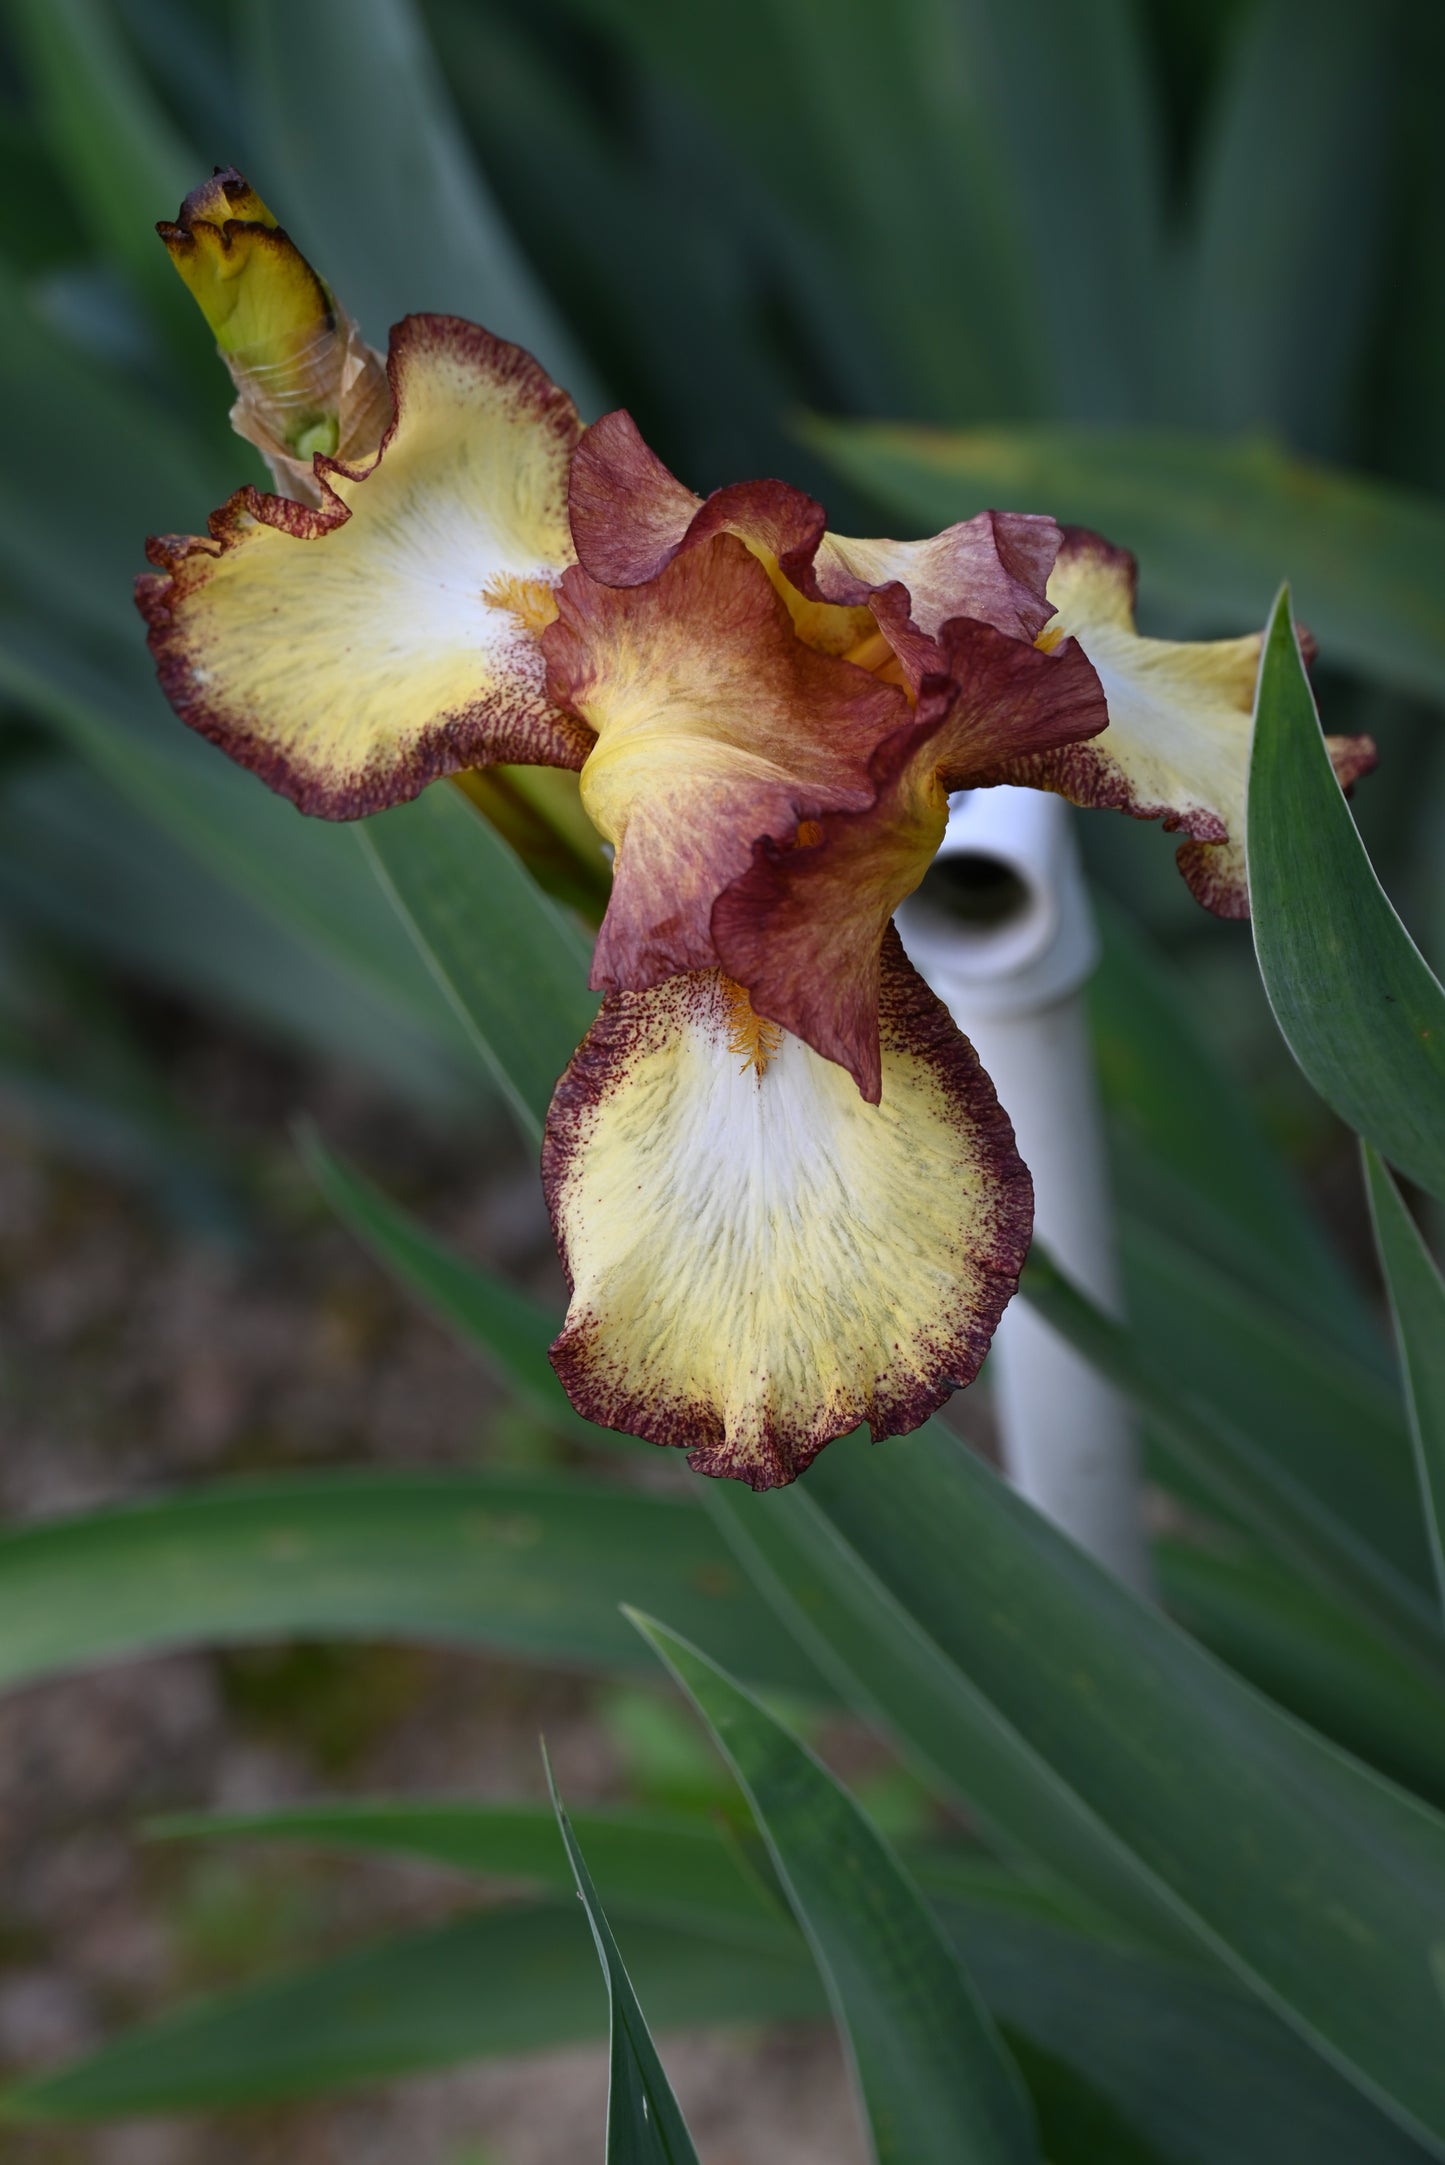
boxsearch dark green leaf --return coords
[0,757,467,1109]
[965,1908,1432,2165]
[53,1801,1434,2161]
[1181,0,1396,454]
[1365,1148,1445,1615]
[1019,1248,1445,1691]
[149,1799,793,1947]
[558,0,1040,421]
[361,783,598,1144]
[1090,898,1375,1348]
[298,1130,600,1443]
[0,1905,822,2119]
[805,420,1445,704]
[0,1472,824,1701]
[1249,588,1445,1200]
[703,1476,1197,1960]
[561,0,1165,428]
[7,0,211,359]
[1156,1535,1445,1807]
[1157,1535,1445,1807]
[0,630,477,1072]
[632,1612,1039,2165]
[244,0,603,410]
[773,1427,1445,2153]
[0,262,234,644]
[546,1754,702,2163]
[1118,1215,1428,1589]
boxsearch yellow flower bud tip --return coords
[178,166,280,230]
[157,167,331,357]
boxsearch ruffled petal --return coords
[1003,529,1377,916]
[567,408,704,586]
[137,314,589,817]
[711,621,1106,1097]
[814,514,1060,645]
[541,532,908,990]
[568,412,1062,680]
[544,933,1032,1489]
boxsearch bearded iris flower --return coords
[139,174,1375,1489]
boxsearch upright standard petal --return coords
[711,620,1105,1098]
[1004,530,1376,916]
[544,934,1031,1489]
[541,533,907,991]
[567,411,1062,680]
[138,315,590,816]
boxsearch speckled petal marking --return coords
[1002,529,1375,916]
[543,931,1032,1490]
[137,314,590,817]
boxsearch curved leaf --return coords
[18,1803,1428,2160]
[632,1612,1039,2165]
[1248,588,1445,1201]
[1365,1148,1445,1615]
[0,1905,820,2119]
[8,0,209,358]
[1182,0,1396,452]
[1019,1248,1445,1688]
[547,1757,702,2163]
[1090,899,1375,1348]
[298,1129,599,1442]
[149,1798,792,1947]
[0,1472,823,1701]
[770,1428,1445,2154]
[244,0,603,411]
[361,784,597,1144]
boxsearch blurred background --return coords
[0,0,1442,2157]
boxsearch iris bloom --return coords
[140,174,1374,1489]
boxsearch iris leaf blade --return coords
[1364,1147,1445,1617]
[298,1128,600,1443]
[630,1610,1040,2165]
[1090,897,1376,1348]
[0,261,235,643]
[703,1475,1197,1959]
[780,1427,1445,2153]
[1019,1247,1445,1688]
[0,756,466,1109]
[1248,587,1445,1201]
[244,0,603,410]
[13,1803,1430,2158]
[0,630,475,1068]
[1180,0,1396,453]
[360,783,598,1144]
[0,1471,824,1702]
[7,0,212,363]
[148,1798,794,1948]
[0,1906,822,2120]
[546,1755,703,2164]
[1117,1214,1427,1588]
[1155,1538,1445,1805]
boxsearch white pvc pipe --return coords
[898,787,1153,1594]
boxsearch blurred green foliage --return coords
[0,0,1441,1206]
[3,2,1445,2158]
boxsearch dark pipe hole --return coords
[916,853,1032,930]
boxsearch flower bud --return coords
[158,168,391,502]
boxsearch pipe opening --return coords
[914,851,1033,930]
